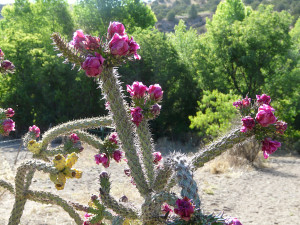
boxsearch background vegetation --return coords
[0,0,299,150]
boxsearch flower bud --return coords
[174,197,195,221]
[109,132,118,145]
[100,171,109,179]
[109,33,129,56]
[262,138,281,159]
[127,81,148,99]
[5,108,14,118]
[275,121,287,134]
[108,21,125,39]
[84,35,100,50]
[29,125,40,137]
[119,195,128,203]
[70,133,80,143]
[130,107,143,126]
[148,84,163,102]
[256,94,271,105]
[1,60,15,70]
[70,29,86,49]
[113,150,123,162]
[2,118,15,135]
[240,116,255,132]
[81,53,105,77]
[151,104,161,117]
[153,151,162,164]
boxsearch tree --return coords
[0,0,105,133]
[188,4,198,19]
[73,0,156,35]
[193,1,293,98]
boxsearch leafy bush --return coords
[189,90,240,141]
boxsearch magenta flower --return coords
[153,151,162,164]
[70,29,86,49]
[105,101,111,111]
[227,217,243,225]
[29,125,40,138]
[2,119,15,135]
[256,104,277,127]
[242,96,251,107]
[148,84,163,102]
[162,203,173,213]
[233,100,242,108]
[256,94,271,105]
[5,108,14,118]
[174,196,195,221]
[275,121,287,134]
[128,37,141,60]
[151,104,161,117]
[240,116,255,132]
[70,133,80,143]
[94,153,109,168]
[130,107,143,126]
[1,60,15,70]
[0,49,4,57]
[84,35,100,50]
[81,52,105,77]
[108,21,125,39]
[109,132,118,145]
[127,81,148,99]
[262,138,281,159]
[113,150,123,162]
[109,33,129,56]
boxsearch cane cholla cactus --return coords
[0,22,288,225]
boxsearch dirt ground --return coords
[0,140,299,225]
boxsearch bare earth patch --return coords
[0,142,299,224]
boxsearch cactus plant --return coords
[0,23,287,225]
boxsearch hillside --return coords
[150,0,300,33]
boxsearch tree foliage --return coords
[73,0,156,35]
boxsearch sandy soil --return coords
[0,140,299,225]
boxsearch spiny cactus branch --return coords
[75,130,105,151]
[40,116,113,151]
[192,127,254,170]
[99,67,149,196]
[152,157,173,192]
[51,32,85,65]
[26,190,83,225]
[99,188,139,219]
[0,179,14,194]
[136,120,155,185]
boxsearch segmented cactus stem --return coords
[75,130,105,151]
[99,67,149,196]
[136,120,155,185]
[40,116,112,151]
[0,179,14,194]
[192,127,253,170]
[152,157,173,192]
[99,188,139,219]
[51,32,85,65]
[26,190,83,225]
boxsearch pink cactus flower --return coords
[242,96,251,107]
[84,35,100,50]
[70,29,86,49]
[81,52,105,77]
[112,150,123,162]
[109,132,118,145]
[148,84,163,102]
[162,203,173,213]
[227,217,243,225]
[128,37,141,60]
[109,33,129,56]
[256,94,271,105]
[0,49,4,57]
[29,125,40,137]
[262,138,281,159]
[153,151,162,164]
[240,116,255,132]
[70,133,80,143]
[151,104,161,117]
[2,119,15,135]
[174,196,195,221]
[108,21,125,39]
[1,60,15,70]
[233,100,242,108]
[275,121,287,134]
[130,107,143,126]
[5,108,14,118]
[256,104,277,127]
[94,153,109,168]
[127,81,148,99]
